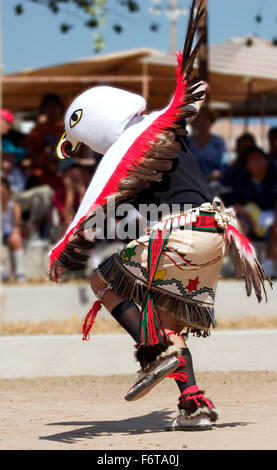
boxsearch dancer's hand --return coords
[47,262,65,283]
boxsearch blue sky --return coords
[2,0,277,74]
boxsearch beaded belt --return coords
[153,211,224,234]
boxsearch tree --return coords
[13,0,160,53]
[253,4,277,47]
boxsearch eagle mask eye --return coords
[70,109,82,128]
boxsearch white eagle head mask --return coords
[56,85,146,158]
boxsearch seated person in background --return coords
[0,109,27,164]
[1,155,53,241]
[220,132,256,205]
[26,93,64,191]
[268,127,277,161]
[187,107,227,183]
[231,146,277,278]
[1,178,25,282]
[53,164,88,238]
[20,159,40,190]
[1,154,26,193]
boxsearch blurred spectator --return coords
[187,108,227,182]
[1,154,26,193]
[53,163,88,238]
[14,183,54,242]
[1,177,25,282]
[231,146,277,278]
[220,132,256,205]
[26,93,64,190]
[1,153,53,241]
[20,159,39,189]
[1,109,27,164]
[234,132,256,165]
[268,127,277,160]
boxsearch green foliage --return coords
[14,3,24,14]
[13,0,157,53]
[85,18,99,28]
[113,24,123,34]
[245,37,254,47]
[93,33,106,52]
[60,22,74,33]
[255,14,262,23]
[150,23,159,32]
[126,0,139,13]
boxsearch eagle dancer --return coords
[48,0,271,431]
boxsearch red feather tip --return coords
[226,224,256,257]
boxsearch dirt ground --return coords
[0,371,276,451]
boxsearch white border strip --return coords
[0,330,277,378]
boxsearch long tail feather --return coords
[226,224,273,302]
[181,0,205,75]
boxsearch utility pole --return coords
[150,1,209,74]
[149,0,187,55]
[197,0,209,86]
[169,0,178,55]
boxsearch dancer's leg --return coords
[90,269,126,312]
[110,300,142,343]
[166,339,218,431]
[90,270,181,400]
[90,270,184,348]
[90,270,142,342]
[158,309,186,350]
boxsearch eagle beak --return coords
[56,132,80,160]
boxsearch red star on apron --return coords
[186,276,200,293]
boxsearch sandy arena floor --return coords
[0,371,276,451]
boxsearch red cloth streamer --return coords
[147,229,166,288]
[140,228,170,346]
[179,385,213,409]
[166,330,183,338]
[143,296,162,346]
[168,357,188,382]
[82,300,102,341]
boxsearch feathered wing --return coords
[226,224,273,302]
[109,0,207,205]
[49,0,207,270]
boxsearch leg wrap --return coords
[111,300,141,343]
[165,340,197,389]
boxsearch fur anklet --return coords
[178,385,218,422]
[135,341,180,371]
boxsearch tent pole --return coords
[141,62,149,103]
[244,79,253,132]
[260,93,267,149]
[228,105,234,159]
